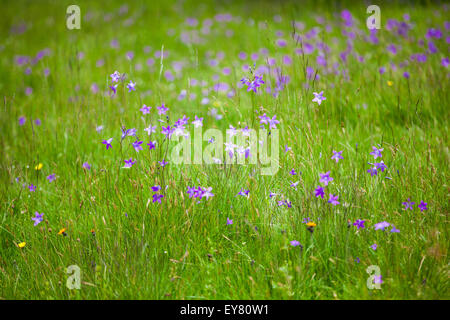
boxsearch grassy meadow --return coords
[0,0,449,299]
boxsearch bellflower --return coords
[31,212,44,226]
[402,198,415,210]
[331,150,344,163]
[132,140,143,152]
[127,81,136,92]
[312,91,326,105]
[102,138,113,150]
[370,146,383,159]
[328,193,340,205]
[314,186,325,198]
[319,171,333,186]
[418,201,428,211]
[123,158,136,168]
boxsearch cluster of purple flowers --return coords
[374,221,400,233]
[313,151,344,205]
[277,199,292,207]
[267,190,291,208]
[237,188,250,197]
[367,146,388,177]
[109,70,135,94]
[258,113,280,129]
[151,185,164,203]
[367,161,387,176]
[187,186,214,201]
[402,198,428,212]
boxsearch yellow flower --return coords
[18,242,26,248]
[306,222,317,228]
[34,163,43,170]
[57,228,66,235]
[387,81,393,87]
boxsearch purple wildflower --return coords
[328,193,340,206]
[200,187,212,199]
[151,185,161,192]
[402,198,415,210]
[387,43,398,55]
[259,113,270,125]
[374,275,383,284]
[187,186,214,200]
[152,193,164,203]
[418,201,428,212]
[331,150,344,163]
[127,81,136,92]
[123,158,136,168]
[140,105,151,114]
[240,75,265,93]
[374,221,390,231]
[314,186,325,198]
[426,28,442,39]
[147,140,156,150]
[102,138,113,150]
[268,115,280,129]
[132,140,143,152]
[290,240,302,247]
[370,146,383,159]
[192,115,203,128]
[158,159,168,167]
[319,171,333,186]
[312,91,326,105]
[367,166,378,176]
[121,127,137,140]
[353,219,365,229]
[161,126,174,139]
[157,103,169,115]
[144,125,157,136]
[374,161,387,172]
[46,173,56,182]
[31,212,44,226]
[302,217,311,224]
[110,71,120,83]
[109,84,118,95]
[237,188,250,197]
[442,57,449,68]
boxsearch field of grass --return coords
[0,0,448,300]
